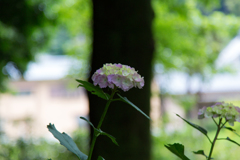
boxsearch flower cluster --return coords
[92,63,144,92]
[198,102,240,126]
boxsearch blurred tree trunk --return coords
[88,0,154,159]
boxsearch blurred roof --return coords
[216,33,240,68]
[23,54,75,81]
[23,36,240,93]
[158,33,240,94]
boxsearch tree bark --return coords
[89,0,154,159]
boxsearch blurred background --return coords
[0,0,240,159]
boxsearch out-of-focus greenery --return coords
[0,0,54,91]
[0,128,89,160]
[226,0,240,16]
[41,0,92,77]
[172,94,198,112]
[0,0,92,91]
[2,118,240,160]
[1,0,240,84]
[152,118,240,160]
[153,0,240,81]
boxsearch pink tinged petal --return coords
[235,115,240,122]
[235,107,240,113]
[198,107,206,119]
[92,73,98,82]
[95,75,108,88]
[108,83,114,89]
[107,74,122,88]
[121,78,133,91]
[115,64,122,68]
[136,78,144,89]
[96,69,104,74]
[132,73,142,82]
[215,102,223,106]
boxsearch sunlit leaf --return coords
[164,143,190,160]
[47,123,88,160]
[117,93,151,120]
[76,79,110,100]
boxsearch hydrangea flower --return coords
[92,63,144,91]
[198,102,240,126]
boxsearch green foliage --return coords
[173,95,197,112]
[43,0,92,77]
[47,123,88,160]
[0,128,89,160]
[0,138,57,160]
[152,120,240,160]
[226,0,240,16]
[153,0,240,81]
[76,79,110,100]
[219,137,240,146]
[80,117,119,146]
[164,143,190,160]
[0,0,53,91]
[192,150,210,159]
[97,156,105,160]
[176,114,210,142]
[117,93,151,120]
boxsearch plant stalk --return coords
[207,118,222,160]
[87,87,117,160]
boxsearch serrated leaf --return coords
[193,150,213,159]
[97,156,105,160]
[76,79,110,100]
[100,131,119,146]
[117,93,151,120]
[176,114,208,137]
[47,123,88,160]
[225,137,240,146]
[165,143,190,160]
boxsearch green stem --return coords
[87,87,117,160]
[207,118,223,160]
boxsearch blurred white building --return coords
[157,32,240,101]
[0,55,89,139]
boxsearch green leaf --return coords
[223,126,240,137]
[176,114,209,139]
[80,117,95,129]
[193,150,212,159]
[117,93,151,120]
[47,123,88,160]
[100,130,119,146]
[76,79,110,100]
[80,117,118,145]
[224,126,236,132]
[218,137,240,146]
[164,143,190,160]
[97,156,105,160]
[80,117,101,136]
